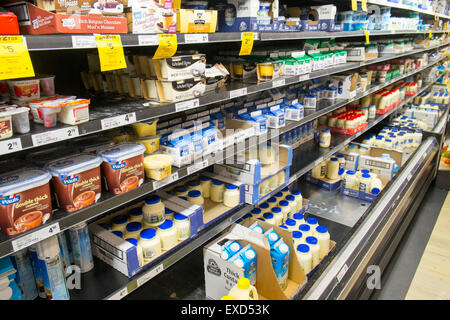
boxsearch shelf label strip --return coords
[153,172,179,190]
[175,99,200,112]
[184,34,209,44]
[11,222,60,252]
[136,263,164,288]
[0,138,22,155]
[101,113,136,130]
[32,126,79,147]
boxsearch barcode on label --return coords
[11,222,60,252]
[299,74,309,82]
[101,113,136,130]
[138,35,159,46]
[0,138,22,155]
[230,88,247,99]
[32,127,79,147]
[153,172,179,190]
[175,99,200,112]
[137,263,164,287]
[273,79,286,88]
[72,35,96,48]
[187,160,209,175]
[336,264,349,283]
[184,34,208,43]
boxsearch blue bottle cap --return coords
[140,228,156,239]
[305,236,318,245]
[279,200,289,207]
[226,184,238,190]
[174,213,188,221]
[112,230,123,238]
[188,190,202,198]
[285,218,296,226]
[297,244,310,253]
[126,222,142,232]
[145,195,161,205]
[306,217,318,225]
[293,213,304,220]
[316,225,328,234]
[292,231,303,239]
[299,224,310,232]
[271,207,281,214]
[125,238,138,246]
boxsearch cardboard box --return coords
[204,222,306,300]
[329,73,359,100]
[160,172,245,228]
[177,9,217,33]
[127,1,176,34]
[340,177,388,202]
[213,144,293,185]
[53,0,126,15]
[90,195,203,278]
[243,167,291,204]
[337,150,359,171]
[305,172,342,191]
[0,12,20,35]
[5,2,128,34]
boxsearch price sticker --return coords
[108,287,128,300]
[32,126,79,147]
[95,35,126,72]
[187,159,209,175]
[136,264,164,287]
[153,34,178,60]
[229,88,247,99]
[299,74,309,82]
[72,35,96,48]
[101,113,136,130]
[365,30,370,44]
[0,36,35,80]
[0,138,22,155]
[351,0,357,11]
[273,79,286,88]
[361,0,367,12]
[429,31,433,39]
[11,222,60,252]
[184,34,209,44]
[153,172,179,190]
[175,98,200,112]
[239,32,254,56]
[138,35,159,46]
[336,264,349,283]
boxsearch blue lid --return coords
[267,197,277,203]
[257,218,265,221]
[306,236,318,245]
[251,208,261,215]
[158,220,174,230]
[263,212,274,219]
[140,228,156,239]
[338,168,345,176]
[347,170,355,175]
[188,180,200,187]
[130,208,142,216]
[279,225,288,229]
[145,195,161,205]
[165,208,173,215]
[271,207,281,214]
[285,218,296,226]
[282,187,289,192]
[299,224,310,232]
[46,154,102,178]
[279,200,289,207]
[242,213,252,220]
[174,213,187,221]
[293,213,304,220]
[330,157,338,162]
[126,222,142,232]
[112,215,128,225]
[212,180,224,186]
[291,189,301,196]
[292,231,302,239]
[361,173,371,178]
[337,154,345,158]
[385,139,392,142]
[188,190,201,198]
[285,195,295,201]
[174,185,188,192]
[200,176,211,182]
[179,196,188,201]
[0,168,52,197]
[371,188,381,195]
[98,142,146,163]
[306,217,318,225]
[316,225,328,234]
[275,192,283,198]
[226,184,238,190]
[112,230,123,238]
[125,238,138,246]
[260,203,269,209]
[297,244,310,253]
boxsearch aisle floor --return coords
[371,183,450,300]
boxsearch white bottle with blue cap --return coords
[305,236,320,268]
[296,244,312,275]
[315,225,330,259]
[306,217,319,235]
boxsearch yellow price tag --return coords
[429,31,433,39]
[362,0,367,12]
[0,36,35,80]
[239,32,254,56]
[365,30,370,44]
[351,0,358,11]
[153,34,177,60]
[96,35,126,72]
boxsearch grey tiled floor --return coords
[370,183,448,300]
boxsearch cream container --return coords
[157,220,178,251]
[200,176,212,199]
[173,213,191,241]
[315,225,330,259]
[187,190,204,206]
[125,238,144,266]
[210,180,225,203]
[187,180,203,195]
[143,153,172,181]
[223,184,240,208]
[111,215,129,233]
[142,195,165,227]
[124,222,143,239]
[291,189,303,212]
[139,228,162,261]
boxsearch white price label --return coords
[72,35,96,48]
[184,34,209,44]
[229,88,247,99]
[101,113,136,130]
[252,32,259,40]
[138,35,159,46]
[153,172,179,190]
[187,159,209,175]
[273,79,286,88]
[299,74,309,82]
[108,287,128,300]
[175,99,200,112]
[0,138,22,155]
[407,173,413,181]
[11,222,60,252]
[336,264,349,283]
[136,264,164,287]
[32,126,79,147]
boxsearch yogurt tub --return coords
[134,135,160,155]
[97,143,146,194]
[58,98,90,125]
[0,106,30,135]
[0,168,52,236]
[143,154,173,181]
[37,101,63,128]
[7,78,40,102]
[46,154,103,212]
[0,110,13,140]
[131,120,158,137]
[38,75,55,97]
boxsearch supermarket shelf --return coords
[2,42,448,157]
[365,0,450,20]
[24,29,448,51]
[63,68,445,301]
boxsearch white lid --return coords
[232,258,244,268]
[221,251,229,260]
[279,243,289,254]
[0,168,51,197]
[268,232,279,242]
[245,249,256,260]
[229,242,241,253]
[98,143,146,163]
[46,154,102,178]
